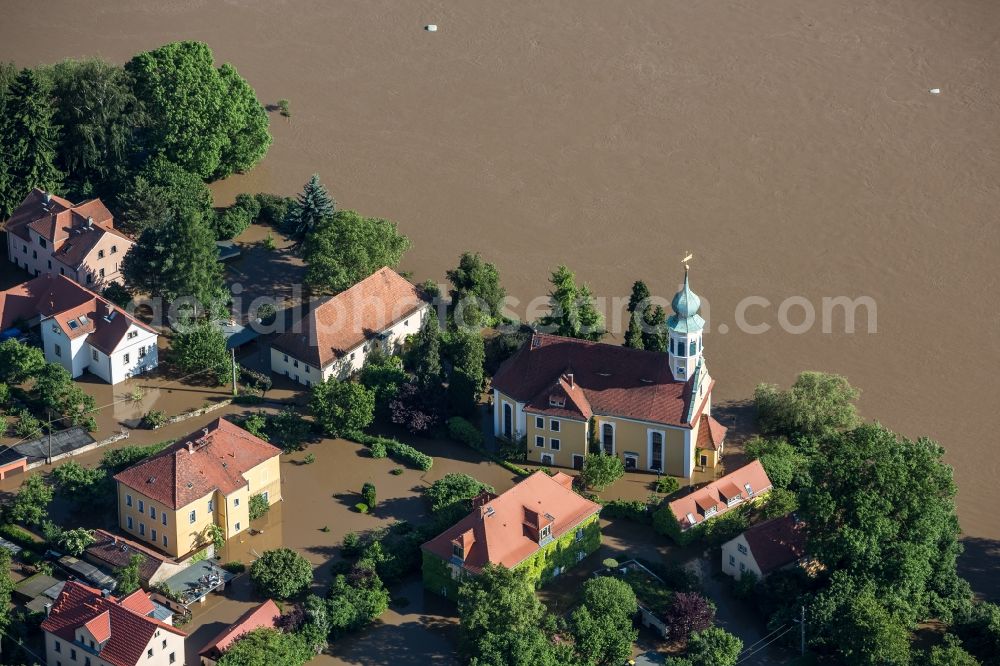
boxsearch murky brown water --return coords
[2,0,999,604]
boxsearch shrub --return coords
[390,467,403,476]
[101,441,171,473]
[733,571,758,600]
[342,532,363,556]
[361,482,377,509]
[654,476,680,495]
[142,409,167,429]
[254,193,295,227]
[303,453,315,465]
[347,431,433,471]
[277,99,291,117]
[14,411,42,439]
[250,548,313,600]
[601,499,651,524]
[222,561,246,574]
[664,592,716,644]
[355,503,369,514]
[447,416,483,448]
[370,440,387,458]
[580,452,625,491]
[249,493,270,520]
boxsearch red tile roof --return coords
[0,274,154,350]
[85,530,173,584]
[271,267,427,368]
[422,471,600,573]
[669,460,772,530]
[198,599,281,658]
[493,333,712,428]
[3,188,132,268]
[114,419,281,509]
[739,515,807,574]
[697,414,727,452]
[40,581,185,666]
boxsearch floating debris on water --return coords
[929,88,941,94]
[425,24,438,32]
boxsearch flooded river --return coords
[2,0,999,598]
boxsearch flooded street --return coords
[1,0,999,603]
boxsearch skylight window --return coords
[744,483,753,496]
[78,315,89,325]
[68,320,79,330]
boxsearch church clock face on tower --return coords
[667,264,706,382]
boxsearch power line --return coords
[0,625,48,665]
[735,625,795,664]
[739,623,790,653]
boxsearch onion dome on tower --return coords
[667,266,705,382]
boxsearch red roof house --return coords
[40,581,185,666]
[422,471,601,598]
[668,460,773,531]
[722,514,807,579]
[198,599,282,664]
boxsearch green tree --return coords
[744,435,810,490]
[51,461,108,505]
[683,627,743,666]
[424,473,494,524]
[359,352,408,413]
[117,156,213,234]
[0,548,14,638]
[458,564,560,665]
[325,570,390,637]
[215,193,261,240]
[33,364,97,428]
[310,379,375,436]
[361,482,377,509]
[0,338,46,384]
[126,41,270,179]
[443,327,486,416]
[249,493,270,521]
[539,265,604,341]
[754,371,860,439]
[446,252,506,327]
[303,210,410,293]
[801,424,968,625]
[44,58,137,194]
[58,528,96,557]
[171,322,230,384]
[570,576,638,665]
[409,315,444,395]
[579,452,625,491]
[642,305,668,352]
[624,314,644,350]
[627,280,651,315]
[284,174,335,241]
[927,634,980,666]
[0,68,63,217]
[122,208,226,313]
[116,553,144,595]
[250,548,313,600]
[953,602,1000,665]
[811,576,912,665]
[216,627,311,666]
[8,473,53,526]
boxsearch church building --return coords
[492,268,725,479]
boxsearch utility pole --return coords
[46,409,53,465]
[231,347,238,397]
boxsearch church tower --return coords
[667,265,705,382]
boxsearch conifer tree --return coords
[539,265,604,341]
[0,68,64,217]
[411,314,444,394]
[624,315,645,350]
[626,280,650,316]
[286,174,336,241]
[642,305,668,352]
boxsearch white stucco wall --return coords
[721,533,763,580]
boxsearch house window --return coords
[138,500,144,513]
[208,499,215,512]
[98,250,105,259]
[60,268,64,275]
[161,513,167,526]
[235,522,241,531]
[739,562,746,572]
[541,454,553,465]
[99,268,105,278]
[452,544,464,559]
[169,652,176,664]
[349,353,355,360]
[744,483,754,496]
[54,344,62,357]
[540,525,552,540]
[151,528,157,542]
[86,274,92,284]
[601,423,614,455]
[575,528,584,542]
[535,436,544,448]
[40,238,47,248]
[71,649,77,660]
[111,245,117,254]
[305,365,310,373]
[148,648,154,658]
[163,535,168,547]
[139,523,145,536]
[32,250,37,259]
[139,346,147,358]
[48,260,52,269]
[92,349,98,361]
[123,353,130,364]
[738,544,748,555]
[127,516,133,529]
[550,438,561,451]
[704,506,717,517]
[535,416,543,429]
[689,339,697,355]
[650,431,663,471]
[293,360,299,368]
[550,419,560,432]
[283,354,288,362]
[189,510,196,523]
[162,639,167,649]
[150,506,156,518]
[730,554,736,566]
[234,498,240,507]
[700,454,709,466]
[261,491,269,502]
[126,494,132,507]
[127,330,138,339]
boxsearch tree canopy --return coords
[0,339,46,385]
[117,156,214,234]
[447,252,506,327]
[303,210,410,293]
[126,41,270,179]
[0,68,63,217]
[424,473,495,524]
[285,174,335,241]
[310,379,375,436]
[754,371,860,440]
[579,452,624,490]
[216,627,311,666]
[250,548,313,600]
[8,474,53,526]
[171,321,231,385]
[570,577,638,665]
[539,265,604,341]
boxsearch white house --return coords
[721,514,806,580]
[0,274,158,384]
[41,581,186,666]
[270,267,430,387]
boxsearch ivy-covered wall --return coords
[421,512,602,600]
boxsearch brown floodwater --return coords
[2,0,999,594]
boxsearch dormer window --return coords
[726,494,742,507]
[540,525,552,541]
[744,483,753,496]
[704,505,717,517]
[685,512,696,525]
[452,544,464,559]
[127,330,138,340]
[548,396,565,408]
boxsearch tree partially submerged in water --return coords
[285,174,335,241]
[303,209,410,293]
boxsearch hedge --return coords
[600,499,652,524]
[0,524,46,554]
[346,431,433,471]
[447,416,483,448]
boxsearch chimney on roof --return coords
[187,440,195,454]
[566,373,574,388]
[44,602,52,617]
[87,216,94,228]
[101,589,110,598]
